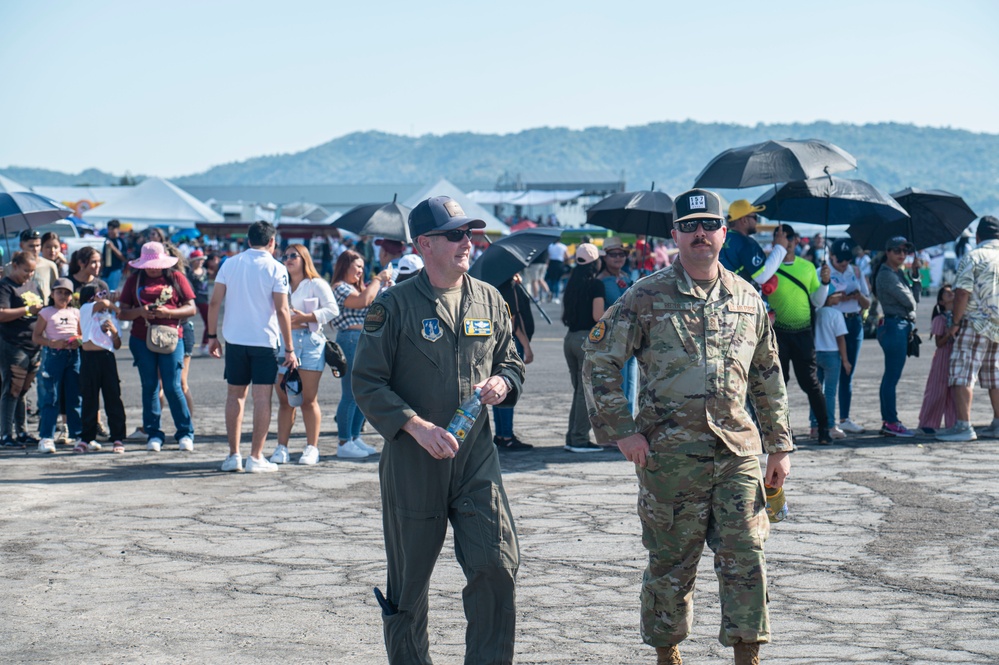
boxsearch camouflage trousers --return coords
[636,443,771,647]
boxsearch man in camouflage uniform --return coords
[353,196,526,665]
[583,189,794,665]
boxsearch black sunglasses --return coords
[605,251,628,259]
[675,219,724,233]
[283,252,300,261]
[427,228,473,242]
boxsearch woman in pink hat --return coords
[118,242,197,452]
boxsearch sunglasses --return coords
[283,252,300,261]
[675,219,723,233]
[427,228,473,242]
[605,251,628,259]
[887,247,909,254]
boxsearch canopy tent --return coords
[403,179,509,235]
[466,189,584,206]
[0,175,31,193]
[81,177,223,228]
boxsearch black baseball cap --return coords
[831,238,856,262]
[885,236,914,252]
[673,189,725,225]
[19,229,41,242]
[408,196,486,238]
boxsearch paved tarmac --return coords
[3,296,999,664]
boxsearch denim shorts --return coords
[278,328,327,372]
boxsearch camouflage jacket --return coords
[582,260,793,456]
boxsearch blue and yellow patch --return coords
[422,318,443,342]
[463,318,492,336]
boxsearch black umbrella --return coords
[331,193,413,243]
[586,186,673,236]
[847,188,977,252]
[753,177,909,230]
[469,227,563,324]
[0,192,72,258]
[694,138,858,189]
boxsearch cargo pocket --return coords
[452,485,509,571]
[636,473,674,553]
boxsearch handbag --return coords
[146,323,180,354]
[138,271,180,354]
[907,327,922,357]
[324,339,348,378]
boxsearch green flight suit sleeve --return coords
[352,293,420,442]
[748,299,795,453]
[582,300,643,444]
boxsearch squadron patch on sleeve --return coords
[364,303,387,333]
[588,321,607,344]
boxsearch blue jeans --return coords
[39,348,82,439]
[838,315,863,420]
[335,329,365,442]
[129,335,193,442]
[810,350,841,429]
[492,337,524,438]
[877,317,912,423]
[104,268,123,293]
[621,356,638,416]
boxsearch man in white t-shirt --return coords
[207,221,298,473]
[545,241,569,302]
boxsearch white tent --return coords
[81,177,223,228]
[0,175,31,193]
[404,179,508,235]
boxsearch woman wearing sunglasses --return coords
[329,249,393,458]
[873,235,922,437]
[562,243,605,452]
[268,244,340,465]
[597,236,638,415]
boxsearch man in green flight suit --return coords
[583,189,794,665]
[353,195,526,665]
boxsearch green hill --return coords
[5,121,997,215]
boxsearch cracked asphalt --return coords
[3,297,999,664]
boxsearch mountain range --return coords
[4,121,997,216]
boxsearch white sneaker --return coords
[838,418,865,434]
[976,421,999,438]
[146,438,163,452]
[936,425,977,442]
[352,437,377,454]
[178,436,194,452]
[337,439,370,459]
[245,455,279,473]
[829,426,847,440]
[269,444,290,464]
[220,453,243,472]
[38,438,56,454]
[126,428,145,442]
[87,441,103,452]
[55,424,71,445]
[298,445,320,465]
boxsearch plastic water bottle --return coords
[765,485,789,523]
[447,389,482,444]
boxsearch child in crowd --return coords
[918,285,957,434]
[810,290,852,441]
[31,278,84,453]
[78,283,127,453]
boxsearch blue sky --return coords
[1,0,997,177]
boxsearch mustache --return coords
[691,238,712,246]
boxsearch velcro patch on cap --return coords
[689,195,706,209]
[443,200,465,217]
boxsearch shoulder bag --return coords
[138,272,180,354]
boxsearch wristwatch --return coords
[499,375,514,392]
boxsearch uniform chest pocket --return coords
[647,309,702,367]
[724,312,756,373]
[401,328,447,375]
